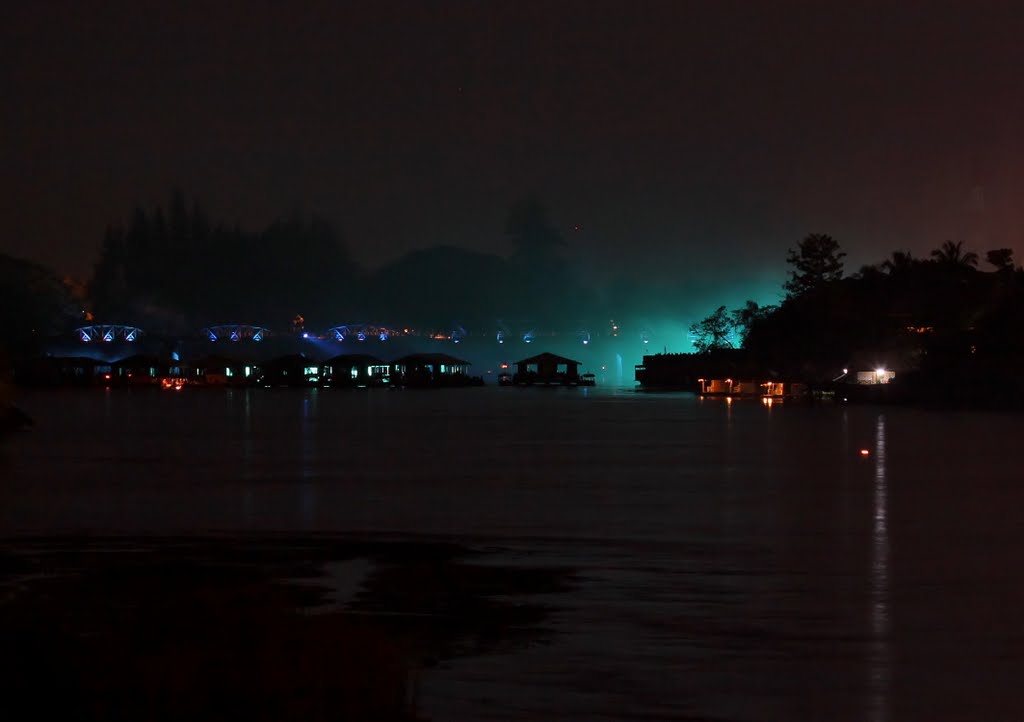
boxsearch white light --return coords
[875,368,886,376]
[843,368,848,374]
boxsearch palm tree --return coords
[880,250,917,275]
[930,240,978,269]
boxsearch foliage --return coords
[689,300,776,354]
[689,306,734,353]
[783,233,846,297]
[0,254,83,360]
[86,191,598,332]
[930,240,978,269]
[89,193,358,329]
[880,250,918,275]
[986,248,1015,272]
[730,300,776,346]
[698,234,1024,384]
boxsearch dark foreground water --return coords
[3,387,1024,720]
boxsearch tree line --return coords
[87,192,595,332]
[0,253,84,362]
[689,234,1024,382]
[5,189,1022,382]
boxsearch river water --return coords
[3,387,1024,720]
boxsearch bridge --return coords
[69,322,623,347]
[199,325,269,342]
[75,325,144,343]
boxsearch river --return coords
[2,386,1023,720]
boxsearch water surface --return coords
[3,387,1023,720]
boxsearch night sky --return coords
[4,0,1023,305]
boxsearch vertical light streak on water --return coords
[103,386,113,421]
[868,413,891,722]
[241,389,253,435]
[241,390,255,520]
[300,390,317,525]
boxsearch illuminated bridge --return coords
[75,325,144,343]
[67,321,633,348]
[324,324,401,342]
[199,325,270,342]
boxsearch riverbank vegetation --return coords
[690,235,1024,399]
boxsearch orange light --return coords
[860,449,870,456]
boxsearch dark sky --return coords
[4,0,1023,303]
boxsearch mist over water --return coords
[3,388,1024,721]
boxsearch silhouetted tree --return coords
[681,233,1024,391]
[986,247,1015,272]
[0,254,82,359]
[880,250,917,275]
[930,240,978,269]
[168,190,189,242]
[690,306,734,352]
[89,226,129,319]
[730,300,776,346]
[89,193,360,329]
[784,234,845,297]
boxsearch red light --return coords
[104,374,111,380]
[860,449,870,456]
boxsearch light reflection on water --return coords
[3,388,1024,721]
[869,413,890,722]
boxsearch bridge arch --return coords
[75,325,144,343]
[325,324,398,342]
[199,324,269,342]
